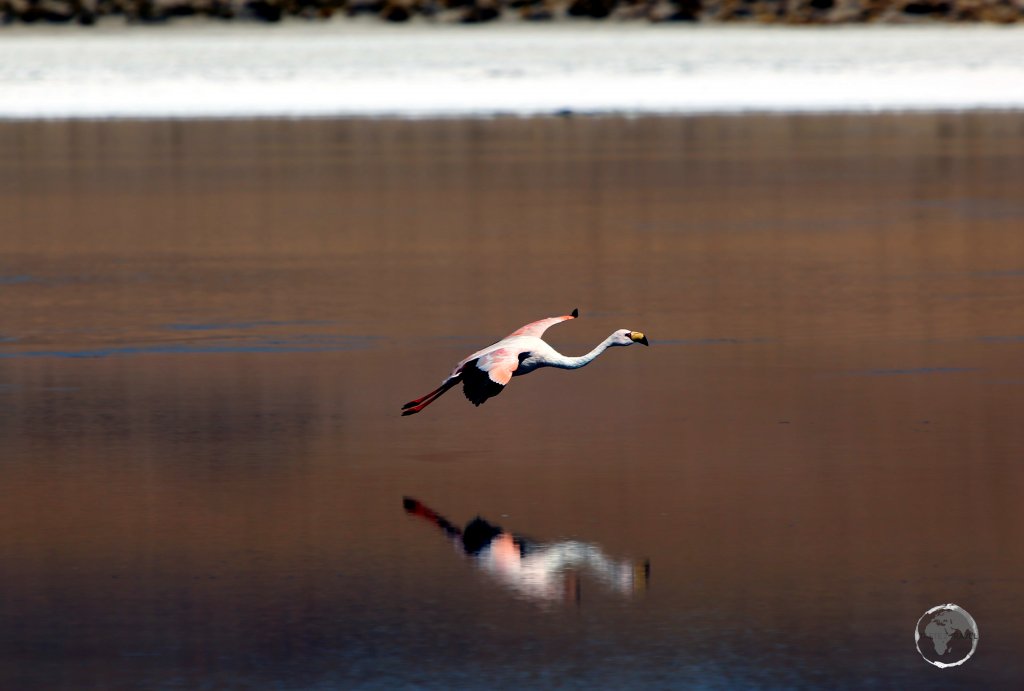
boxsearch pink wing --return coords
[507,309,578,339]
[475,347,519,386]
[460,346,520,406]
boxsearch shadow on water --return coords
[403,497,649,605]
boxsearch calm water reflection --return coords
[1,115,1024,689]
[403,497,648,605]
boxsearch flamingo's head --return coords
[611,329,649,347]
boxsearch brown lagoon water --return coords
[1,114,1023,689]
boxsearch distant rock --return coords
[0,0,1019,23]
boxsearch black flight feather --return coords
[461,358,505,407]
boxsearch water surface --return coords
[2,114,1023,688]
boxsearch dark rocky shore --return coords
[2,0,1022,25]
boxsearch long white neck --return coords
[545,334,618,370]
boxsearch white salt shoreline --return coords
[2,24,1024,118]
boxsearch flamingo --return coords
[401,309,648,416]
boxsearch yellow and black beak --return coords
[629,331,649,346]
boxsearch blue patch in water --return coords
[980,335,1024,343]
[972,269,1024,279]
[854,367,979,376]
[0,275,33,285]
[655,337,769,346]
[166,319,333,331]
[0,337,376,360]
[287,333,374,344]
[911,198,1024,221]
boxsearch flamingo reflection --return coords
[403,497,649,604]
